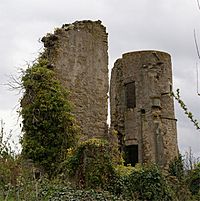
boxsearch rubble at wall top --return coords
[41,20,107,48]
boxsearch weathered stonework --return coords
[41,20,178,166]
[110,50,178,166]
[42,20,108,139]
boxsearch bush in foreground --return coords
[60,138,116,189]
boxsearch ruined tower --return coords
[42,20,108,138]
[110,50,178,166]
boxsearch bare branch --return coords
[196,62,200,96]
[194,29,200,60]
[197,0,200,10]
[2,68,26,95]
[172,89,200,130]
[194,30,200,95]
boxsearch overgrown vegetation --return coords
[1,55,200,200]
[1,126,200,200]
[60,138,116,189]
[20,57,78,175]
[187,163,200,197]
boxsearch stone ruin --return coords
[42,20,108,139]
[41,20,178,166]
[110,51,179,166]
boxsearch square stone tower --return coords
[110,50,178,166]
[42,20,109,139]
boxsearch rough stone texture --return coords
[40,21,178,166]
[42,20,108,139]
[110,50,179,166]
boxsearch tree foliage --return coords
[169,154,184,181]
[187,163,200,196]
[20,57,78,175]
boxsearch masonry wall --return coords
[110,50,178,166]
[42,20,109,139]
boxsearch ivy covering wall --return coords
[20,57,78,175]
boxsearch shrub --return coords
[0,120,19,200]
[168,155,193,200]
[61,138,116,189]
[169,154,184,181]
[38,180,125,201]
[110,164,175,201]
[187,163,200,195]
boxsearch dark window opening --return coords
[124,145,138,167]
[125,81,136,108]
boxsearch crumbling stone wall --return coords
[40,20,178,166]
[42,20,108,139]
[110,50,178,166]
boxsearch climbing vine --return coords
[172,89,200,130]
[20,57,78,175]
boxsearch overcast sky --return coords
[0,0,200,157]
